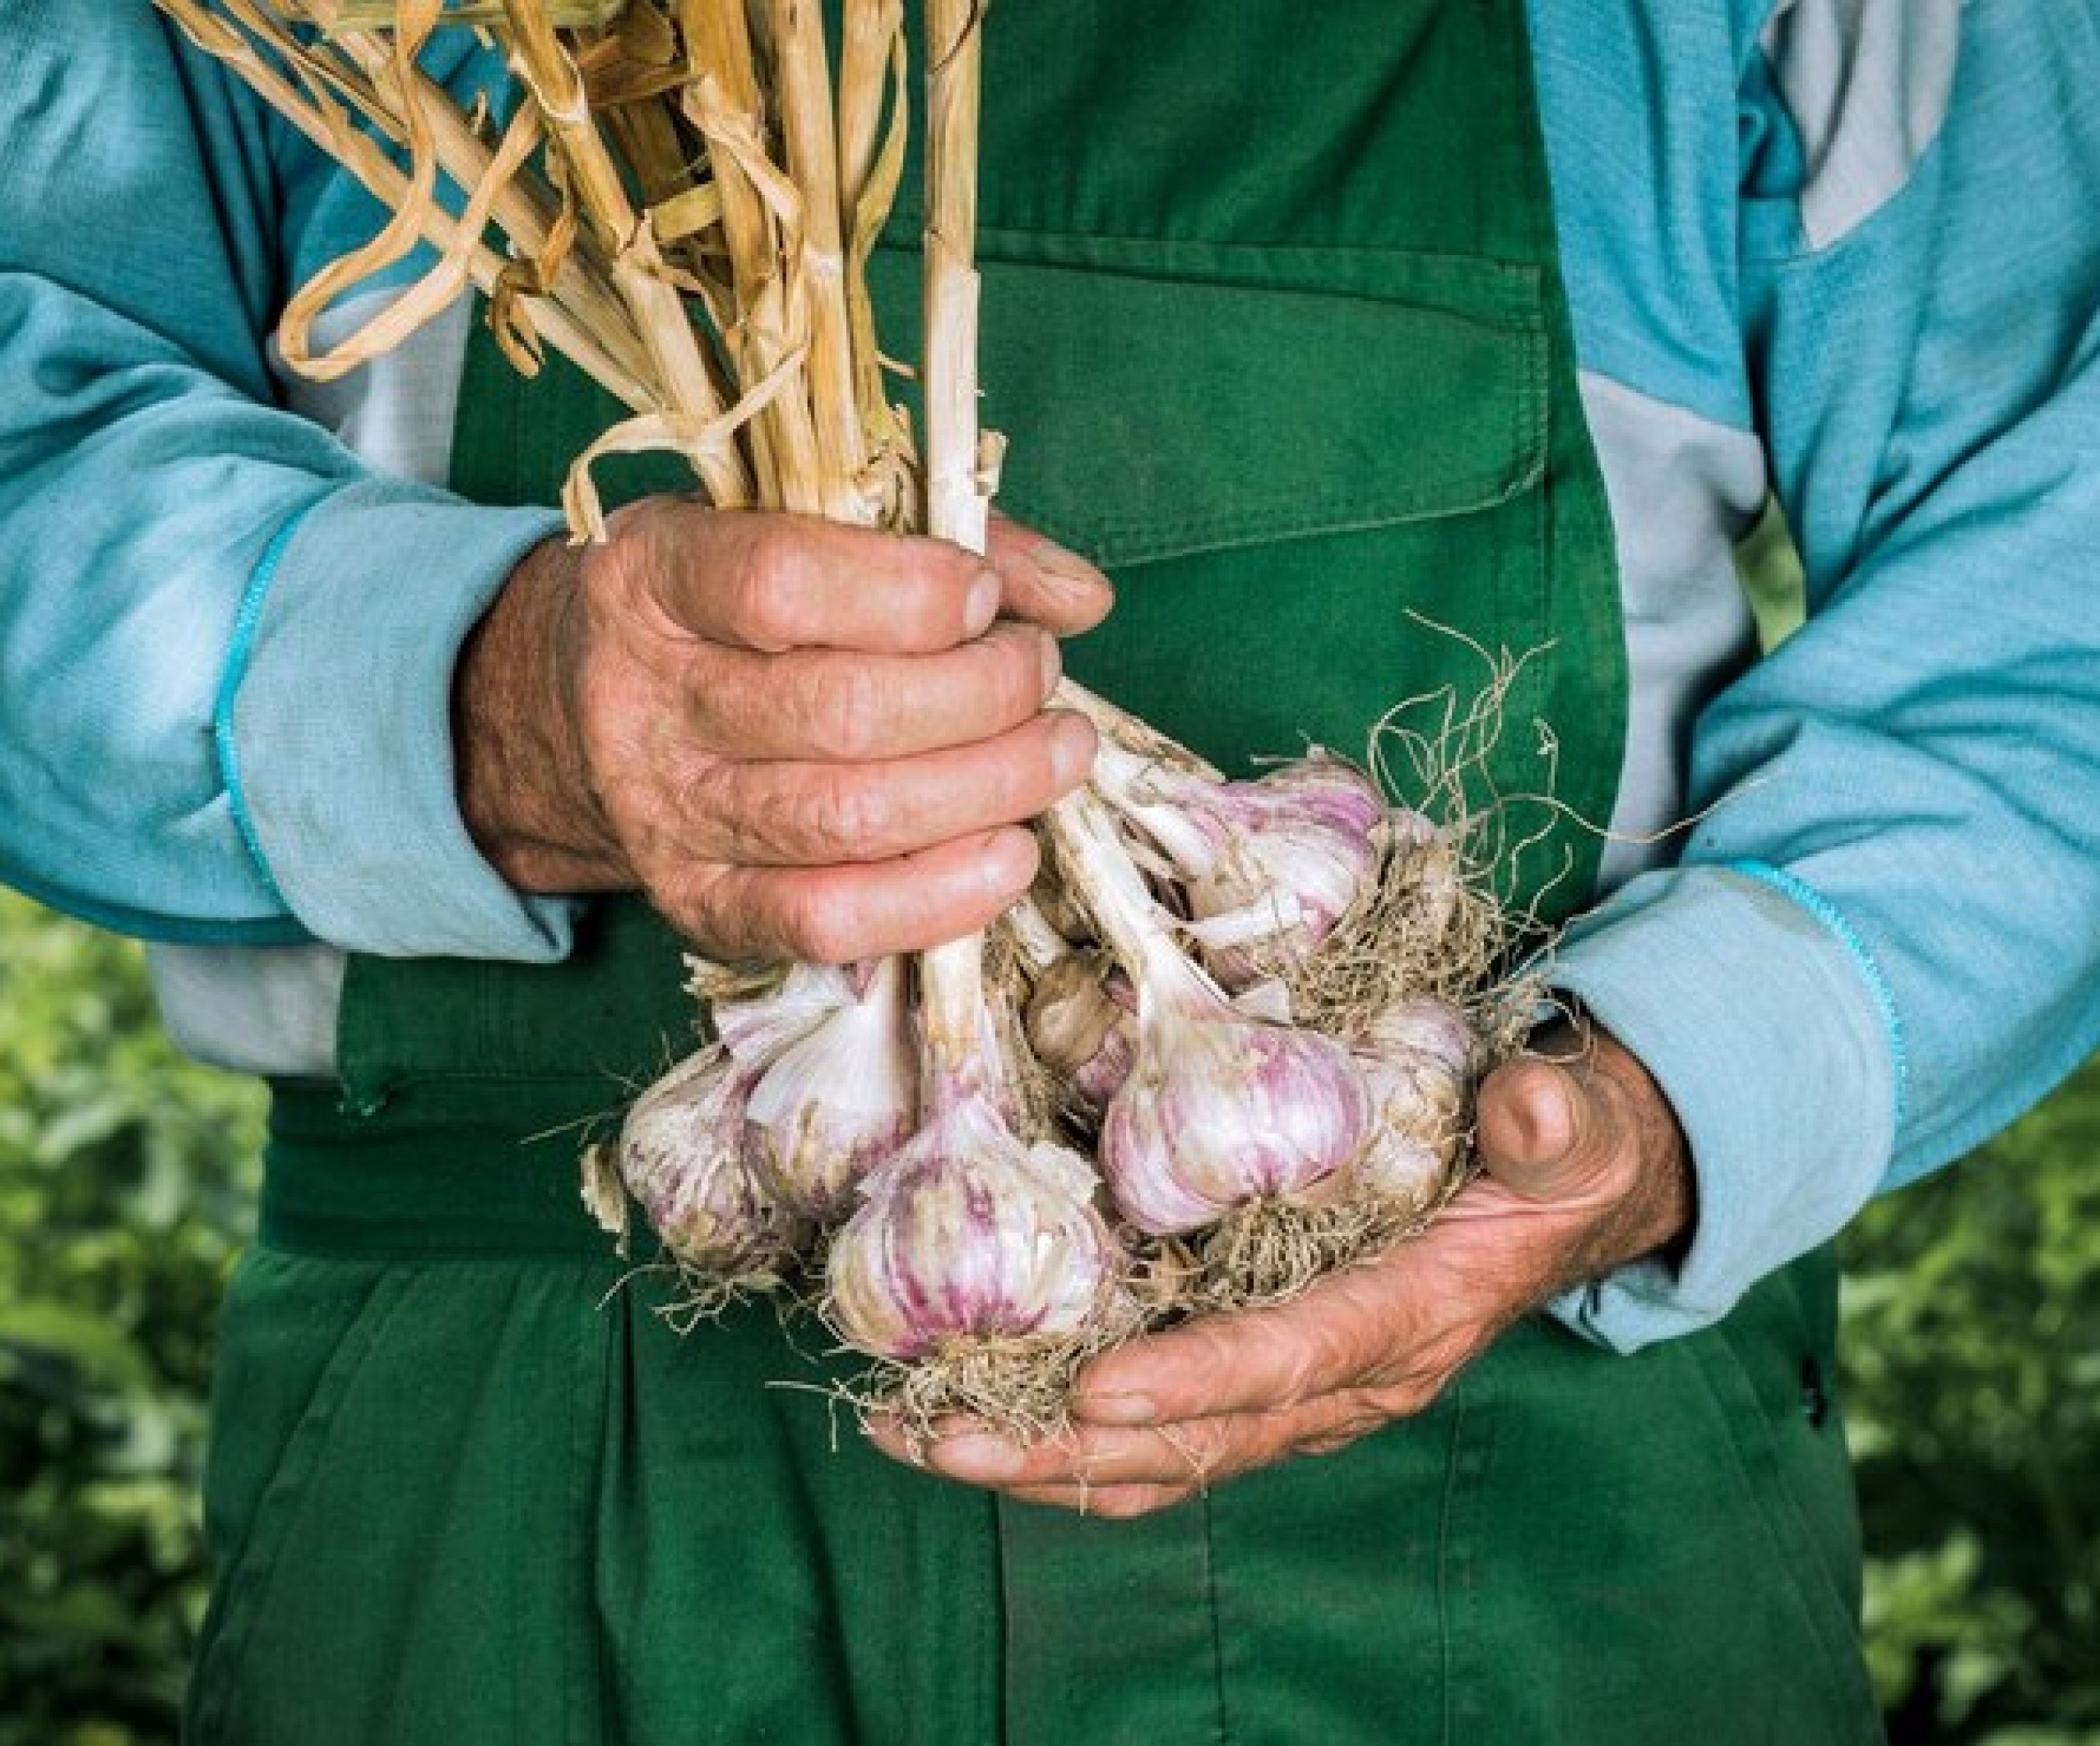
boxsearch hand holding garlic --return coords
[872,1019,1695,1517]
[454,499,1112,964]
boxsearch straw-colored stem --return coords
[921,0,987,555]
[915,0,995,1093]
[679,0,823,512]
[497,1,755,507]
[837,0,900,223]
[293,2,660,396]
[837,0,906,426]
[157,0,654,409]
[759,0,871,523]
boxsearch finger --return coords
[624,503,1004,655]
[986,517,1116,637]
[1474,1025,1693,1262]
[1475,1031,1665,1206]
[687,621,1060,763]
[920,1422,1227,1491]
[921,1390,1388,1493]
[660,827,1040,962]
[692,711,1094,866]
[1073,1262,1434,1429]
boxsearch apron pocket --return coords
[866,237,1558,781]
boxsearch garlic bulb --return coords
[1102,998,1374,1236]
[825,1094,1119,1360]
[1024,952,1137,1114]
[1048,789,1377,1237]
[618,1047,806,1275]
[1091,741,1387,988]
[743,957,918,1220]
[1353,998,1475,1208]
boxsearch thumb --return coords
[1472,1050,1624,1206]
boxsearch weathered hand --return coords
[869,1021,1695,1516]
[456,501,1112,962]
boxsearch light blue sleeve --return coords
[1527,1,2100,1347]
[0,3,571,957]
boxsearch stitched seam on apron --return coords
[1685,1340,1870,1719]
[1707,1332,1879,1732]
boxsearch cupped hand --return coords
[456,502,1113,962]
[868,1021,1695,1516]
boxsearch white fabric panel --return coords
[1578,370,1769,891]
[1760,0,1961,251]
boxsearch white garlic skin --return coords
[1180,758,1388,987]
[1026,954,1138,1115]
[619,1048,804,1273]
[742,964,918,1221]
[825,1097,1118,1361]
[1353,999,1476,1208]
[1358,998,1475,1080]
[1099,1013,1375,1237]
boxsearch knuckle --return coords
[801,658,885,761]
[728,524,806,646]
[792,769,892,860]
[776,883,859,964]
[662,867,748,959]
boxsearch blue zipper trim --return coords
[1725,858,1910,1126]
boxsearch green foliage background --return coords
[0,889,2095,1742]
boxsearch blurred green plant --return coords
[1842,1069,2100,1743]
[0,891,263,1744]
[0,891,2095,1742]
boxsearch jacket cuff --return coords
[223,478,580,959]
[1542,865,1899,1351]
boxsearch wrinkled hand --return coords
[456,501,1112,962]
[869,1021,1695,1517]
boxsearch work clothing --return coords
[10,3,2100,1347]
[180,3,1876,1739]
[2,0,2094,1738]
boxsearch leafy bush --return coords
[1842,1065,2100,1743]
[0,893,262,1743]
[0,893,2094,1742]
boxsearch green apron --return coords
[187,4,1882,1740]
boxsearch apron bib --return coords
[188,6,1880,1741]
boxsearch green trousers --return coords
[184,1082,1881,1744]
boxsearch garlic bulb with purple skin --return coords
[1353,999,1476,1208]
[1051,790,1377,1237]
[618,1046,808,1275]
[1090,741,1389,988]
[1024,952,1138,1115]
[742,957,918,1220]
[825,1094,1120,1360]
[1104,995,1375,1235]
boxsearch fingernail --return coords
[981,828,1042,896]
[1038,629,1063,695]
[934,1433,1026,1482]
[1507,1064,1578,1167]
[1048,712,1098,786]
[964,569,1002,636]
[1077,1390,1156,1427]
[1030,538,1113,604]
